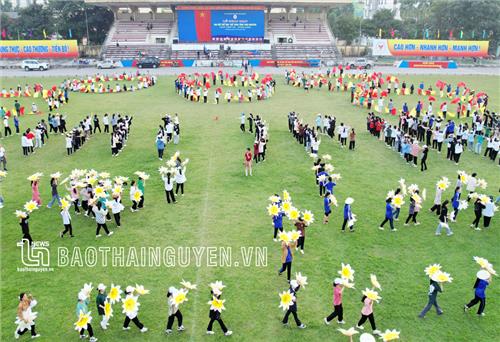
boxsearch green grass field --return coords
[0,72,499,341]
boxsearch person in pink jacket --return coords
[356,296,380,335]
[410,140,421,168]
[31,180,41,206]
[324,278,345,324]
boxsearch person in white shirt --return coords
[3,117,12,136]
[21,134,30,156]
[162,172,176,204]
[203,88,209,103]
[0,144,5,171]
[60,207,74,237]
[93,201,113,237]
[175,166,186,196]
[454,141,463,164]
[165,122,174,143]
[482,199,495,228]
[65,134,73,155]
[466,173,477,201]
[240,113,245,132]
[111,195,124,227]
[103,114,110,133]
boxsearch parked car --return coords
[348,58,374,69]
[136,57,160,69]
[21,60,49,71]
[97,59,118,69]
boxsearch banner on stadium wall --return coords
[0,40,78,59]
[258,60,321,67]
[372,39,489,57]
[397,60,458,69]
[178,6,264,43]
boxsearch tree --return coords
[0,0,113,44]
[327,4,362,44]
[363,9,402,38]
[0,0,14,12]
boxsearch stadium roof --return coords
[85,0,350,8]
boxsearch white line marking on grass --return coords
[190,148,214,340]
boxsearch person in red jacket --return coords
[244,147,252,176]
[253,140,259,164]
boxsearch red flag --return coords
[195,10,212,42]
[457,81,466,87]
[451,98,460,104]
[428,96,436,102]
[20,106,25,115]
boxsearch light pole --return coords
[84,6,90,45]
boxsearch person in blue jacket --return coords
[464,270,491,316]
[317,170,329,197]
[323,192,332,224]
[379,198,396,231]
[450,186,461,221]
[156,135,165,160]
[341,197,354,232]
[325,177,336,195]
[272,211,284,242]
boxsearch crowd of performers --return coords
[174,70,276,104]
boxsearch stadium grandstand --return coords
[85,0,349,66]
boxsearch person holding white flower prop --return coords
[481,196,495,228]
[175,165,186,196]
[464,270,491,316]
[96,284,109,330]
[165,286,188,334]
[404,190,421,226]
[75,291,97,341]
[435,200,453,236]
[207,285,232,336]
[14,292,40,339]
[471,198,484,230]
[295,217,309,254]
[379,198,396,231]
[59,201,74,238]
[281,280,306,329]
[278,233,298,281]
[111,194,124,227]
[93,201,113,238]
[47,176,62,208]
[272,208,284,242]
[122,286,148,333]
[324,278,345,325]
[323,192,333,224]
[161,171,177,204]
[341,198,354,232]
[430,186,443,215]
[356,290,380,335]
[17,211,33,246]
[449,186,461,222]
[129,180,139,212]
[390,188,403,220]
[418,277,443,318]
[137,175,146,209]
[466,173,478,201]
